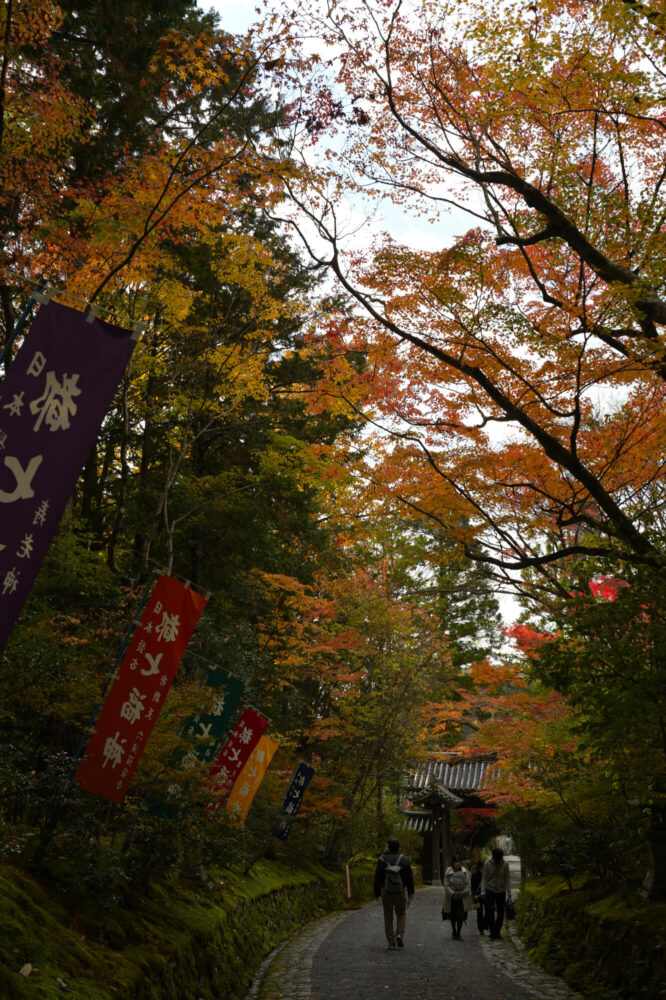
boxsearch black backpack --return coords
[383,853,405,893]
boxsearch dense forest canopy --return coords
[0,0,664,908]
[254,0,666,880]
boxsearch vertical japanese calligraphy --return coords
[273,762,315,841]
[207,707,269,808]
[0,302,136,653]
[74,575,207,804]
[181,668,245,765]
[225,735,278,824]
[146,668,245,817]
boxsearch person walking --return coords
[442,855,473,940]
[373,836,415,950]
[470,860,486,935]
[481,846,511,940]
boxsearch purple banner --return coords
[0,301,135,653]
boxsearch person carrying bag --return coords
[373,836,415,950]
[442,856,473,940]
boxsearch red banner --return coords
[208,707,268,808]
[75,575,207,803]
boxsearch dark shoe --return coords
[396,935,404,948]
[387,942,397,950]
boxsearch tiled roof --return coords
[406,754,494,796]
[401,810,434,833]
[410,784,463,808]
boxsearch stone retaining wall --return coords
[515,877,666,999]
[125,862,375,1000]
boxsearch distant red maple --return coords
[588,576,628,601]
[503,624,548,655]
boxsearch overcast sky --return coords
[197,0,520,629]
[199,0,258,33]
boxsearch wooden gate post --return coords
[431,806,443,884]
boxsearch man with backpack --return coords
[373,836,415,949]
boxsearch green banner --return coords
[147,669,245,813]
[181,669,245,762]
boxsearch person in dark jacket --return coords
[470,860,486,935]
[481,846,511,940]
[373,836,415,949]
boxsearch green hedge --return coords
[516,876,666,999]
[0,859,375,1000]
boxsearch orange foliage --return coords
[256,0,666,608]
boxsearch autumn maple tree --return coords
[5,0,666,902]
[244,518,460,858]
[258,0,666,603]
[0,0,294,343]
[235,0,666,878]
[0,0,366,876]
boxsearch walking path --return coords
[246,885,586,1000]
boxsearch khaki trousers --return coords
[381,888,407,944]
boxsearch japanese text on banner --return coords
[273,762,315,841]
[74,575,207,804]
[225,735,278,823]
[208,707,268,808]
[0,301,135,653]
[180,668,244,766]
[146,668,246,816]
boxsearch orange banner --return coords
[225,735,278,824]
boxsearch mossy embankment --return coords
[516,876,666,999]
[0,858,375,1000]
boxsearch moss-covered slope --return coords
[0,859,374,1000]
[516,876,666,999]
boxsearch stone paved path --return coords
[246,886,587,1000]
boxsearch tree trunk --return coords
[107,373,131,573]
[641,794,666,901]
